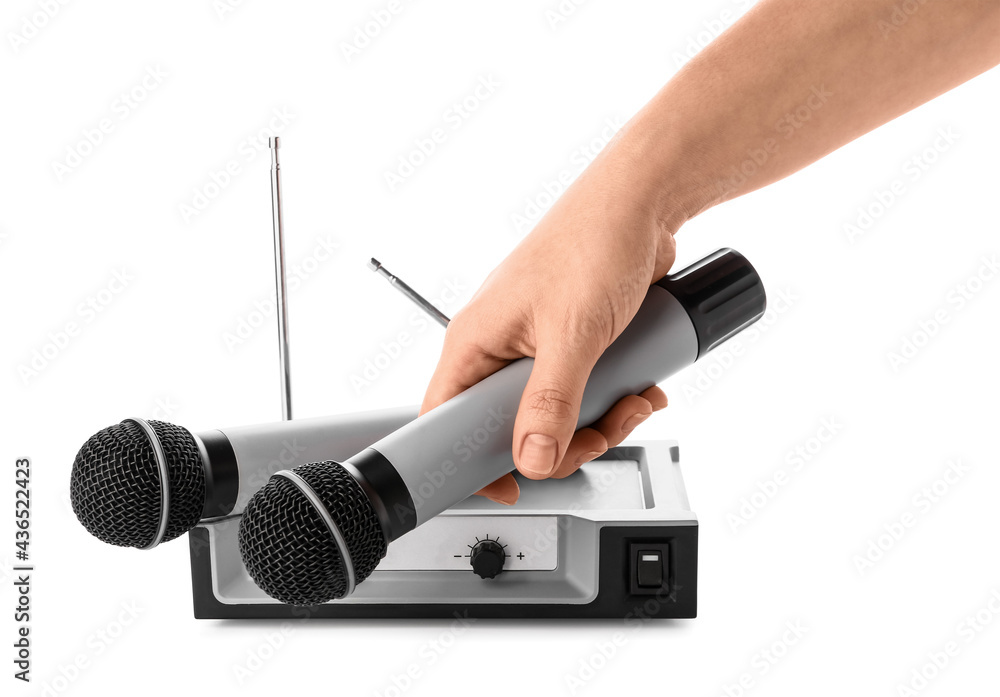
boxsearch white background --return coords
[2,1,999,695]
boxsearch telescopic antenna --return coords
[270,137,292,420]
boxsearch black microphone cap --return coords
[656,248,767,358]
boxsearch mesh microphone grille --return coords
[70,420,206,548]
[238,461,387,606]
[154,421,208,541]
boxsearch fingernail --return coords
[488,494,517,506]
[519,433,559,477]
[622,412,650,434]
[575,450,605,466]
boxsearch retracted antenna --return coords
[368,258,451,328]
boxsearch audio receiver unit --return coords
[188,439,697,619]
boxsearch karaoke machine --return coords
[69,139,766,620]
[189,438,697,619]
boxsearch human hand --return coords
[419,135,681,504]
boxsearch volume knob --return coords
[470,539,505,579]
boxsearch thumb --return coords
[513,343,601,480]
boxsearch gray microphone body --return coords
[239,248,767,605]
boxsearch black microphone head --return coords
[70,419,206,549]
[238,461,387,606]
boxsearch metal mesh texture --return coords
[70,420,206,548]
[238,461,387,606]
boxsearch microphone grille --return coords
[238,461,387,605]
[70,419,206,548]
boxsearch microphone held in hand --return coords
[238,248,767,605]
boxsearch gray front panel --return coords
[378,515,559,571]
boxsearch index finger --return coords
[419,337,511,416]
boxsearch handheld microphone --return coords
[238,248,767,605]
[69,406,416,550]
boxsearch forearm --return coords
[617,0,1000,234]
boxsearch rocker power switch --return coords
[636,551,664,588]
[629,541,671,594]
